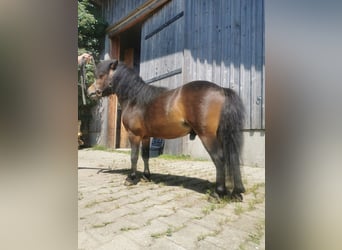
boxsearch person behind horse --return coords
[78,53,92,65]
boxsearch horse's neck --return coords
[117,98,129,109]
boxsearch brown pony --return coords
[87,60,245,200]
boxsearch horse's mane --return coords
[113,62,168,106]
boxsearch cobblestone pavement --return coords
[78,149,265,250]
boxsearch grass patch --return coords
[159,154,192,160]
[202,203,217,215]
[201,197,229,216]
[126,211,137,216]
[90,146,209,161]
[84,200,101,208]
[248,200,257,211]
[151,232,165,239]
[95,210,106,214]
[246,182,265,211]
[218,216,231,226]
[144,219,152,226]
[247,182,265,195]
[91,145,108,151]
[84,196,118,208]
[159,154,208,161]
[197,229,221,241]
[234,204,245,216]
[78,192,84,200]
[239,219,265,249]
[92,221,112,228]
[91,145,131,154]
[201,202,227,215]
[120,226,139,232]
[151,224,186,238]
[192,215,204,220]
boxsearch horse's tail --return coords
[218,88,245,194]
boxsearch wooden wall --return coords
[101,0,147,25]
[139,0,184,89]
[97,0,264,151]
[138,0,264,129]
[183,0,265,129]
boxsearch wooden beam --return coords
[107,95,117,149]
[107,36,120,148]
[144,11,184,40]
[106,0,170,37]
[119,48,135,148]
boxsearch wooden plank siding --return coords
[140,0,185,89]
[139,0,185,154]
[95,0,264,150]
[101,0,149,25]
[183,0,264,129]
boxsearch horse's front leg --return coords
[141,137,151,181]
[125,133,141,185]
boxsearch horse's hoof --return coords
[210,191,222,200]
[208,190,230,203]
[141,173,151,182]
[215,186,228,198]
[231,192,243,202]
[124,176,138,186]
[124,180,133,186]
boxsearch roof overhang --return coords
[106,0,170,37]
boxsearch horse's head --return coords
[87,59,118,99]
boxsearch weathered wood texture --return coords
[183,0,264,129]
[139,0,185,153]
[140,0,184,89]
[99,0,264,137]
[101,0,148,25]
[137,0,264,129]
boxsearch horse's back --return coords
[181,80,223,91]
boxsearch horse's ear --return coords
[110,60,118,70]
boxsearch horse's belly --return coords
[147,120,191,139]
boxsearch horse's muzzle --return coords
[87,85,101,99]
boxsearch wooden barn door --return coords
[139,0,185,89]
[109,27,141,149]
[119,48,134,148]
[105,0,172,149]
[139,0,185,155]
[106,36,120,149]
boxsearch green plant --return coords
[78,0,107,59]
[78,0,106,108]
[78,0,108,143]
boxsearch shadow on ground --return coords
[78,166,215,195]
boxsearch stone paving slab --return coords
[78,149,265,250]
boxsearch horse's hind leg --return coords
[141,138,151,181]
[229,153,245,201]
[199,135,228,197]
[125,133,140,185]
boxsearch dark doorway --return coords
[114,23,142,148]
[119,23,142,73]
